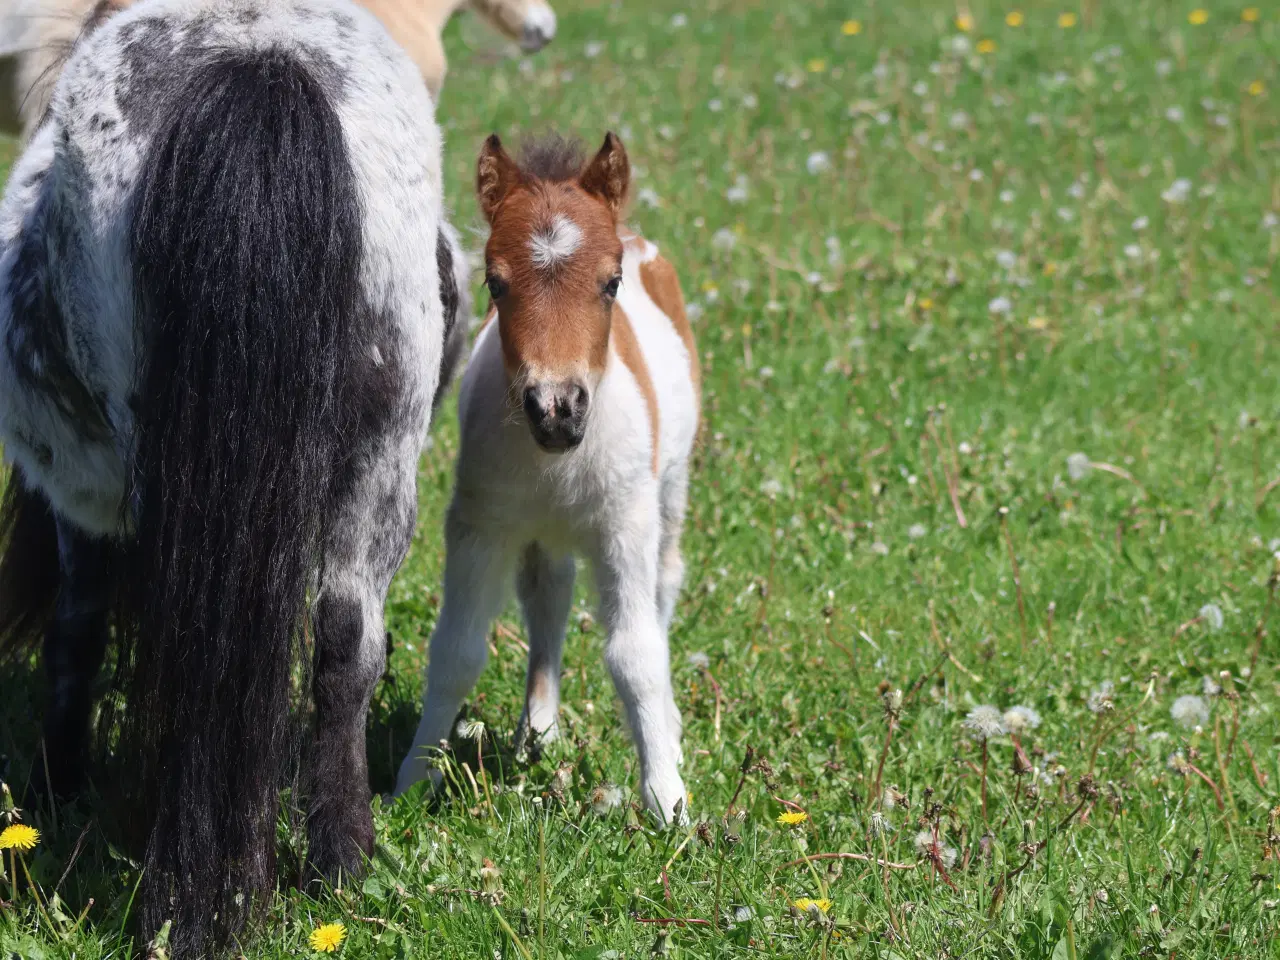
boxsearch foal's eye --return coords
[485,275,509,300]
[602,275,622,300]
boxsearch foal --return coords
[396,133,699,823]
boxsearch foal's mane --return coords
[517,132,586,182]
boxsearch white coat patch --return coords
[528,214,583,271]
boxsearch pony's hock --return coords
[0,0,467,955]
[396,132,701,826]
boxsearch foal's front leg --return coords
[594,493,687,823]
[514,541,575,755]
[35,518,113,801]
[394,508,511,795]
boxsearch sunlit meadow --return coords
[3,0,1280,956]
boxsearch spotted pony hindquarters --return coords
[116,47,363,955]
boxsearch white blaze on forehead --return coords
[529,214,584,271]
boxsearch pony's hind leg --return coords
[656,464,690,632]
[37,518,113,801]
[514,541,575,755]
[306,462,417,885]
[394,509,510,795]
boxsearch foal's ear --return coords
[579,131,630,216]
[477,134,521,223]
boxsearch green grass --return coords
[4,0,1280,956]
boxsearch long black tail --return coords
[120,49,362,955]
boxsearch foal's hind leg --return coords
[306,462,417,884]
[37,519,113,800]
[514,541,575,755]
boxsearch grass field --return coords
[3,0,1280,956]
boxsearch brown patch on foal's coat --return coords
[637,253,699,399]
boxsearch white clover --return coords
[1132,215,1149,231]
[963,705,1006,740]
[949,110,970,130]
[913,80,929,96]
[1068,182,1086,200]
[996,250,1017,270]
[1156,59,1173,77]
[1263,212,1279,231]
[1165,105,1184,123]
[1003,705,1042,734]
[760,478,783,498]
[871,541,890,556]
[669,12,688,28]
[707,98,723,112]
[1124,244,1142,259]
[1067,452,1091,480]
[908,523,927,540]
[1171,695,1209,730]
[999,189,1016,204]
[584,40,605,58]
[726,175,749,204]
[1199,603,1224,632]
[988,296,1012,315]
[742,93,758,109]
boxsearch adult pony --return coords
[0,0,463,954]
[1,0,556,136]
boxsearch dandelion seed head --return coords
[1199,603,1224,632]
[589,783,624,815]
[963,704,1007,739]
[988,296,1012,315]
[1171,695,1209,729]
[1087,681,1116,714]
[1003,705,1042,733]
[1201,675,1221,697]
[806,151,832,175]
[1067,452,1091,481]
[687,651,711,669]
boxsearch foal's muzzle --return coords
[523,380,588,452]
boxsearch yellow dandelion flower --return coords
[919,297,934,310]
[1057,12,1077,28]
[1242,7,1260,22]
[1188,8,1209,24]
[842,19,862,35]
[1028,316,1050,330]
[1006,10,1024,26]
[1248,79,1265,96]
[1043,261,1059,276]
[956,13,975,32]
[777,810,808,825]
[977,38,997,53]
[0,824,40,851]
[793,897,833,913]
[309,922,346,953]
[807,58,827,73]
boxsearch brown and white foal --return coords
[396,133,699,822]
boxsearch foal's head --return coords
[477,132,630,452]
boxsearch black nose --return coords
[523,381,590,451]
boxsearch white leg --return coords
[394,509,511,795]
[593,492,686,823]
[514,541,575,754]
[656,466,690,764]
[656,465,689,632]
